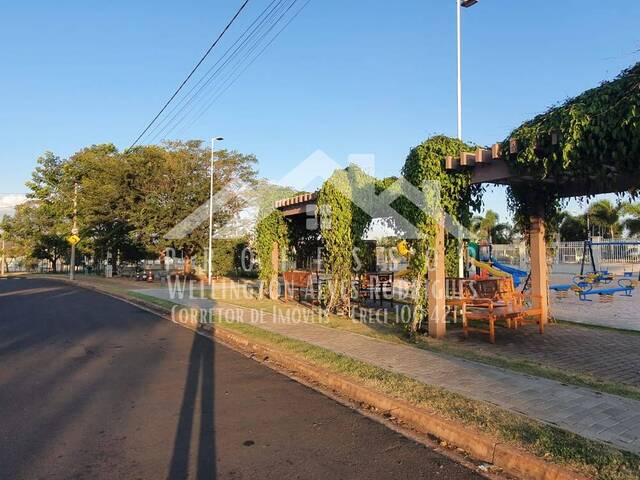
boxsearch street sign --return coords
[67,234,80,246]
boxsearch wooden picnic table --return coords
[446,277,544,343]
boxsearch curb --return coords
[206,325,587,480]
[42,276,588,480]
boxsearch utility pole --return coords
[69,182,78,280]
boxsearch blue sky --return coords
[1,0,638,220]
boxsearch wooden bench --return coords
[283,270,313,302]
[447,277,544,343]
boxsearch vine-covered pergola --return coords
[428,62,640,338]
[257,62,639,338]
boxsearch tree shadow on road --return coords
[168,331,216,479]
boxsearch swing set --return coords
[550,240,640,301]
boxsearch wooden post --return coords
[270,241,280,299]
[428,215,446,339]
[529,217,548,331]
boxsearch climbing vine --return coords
[317,165,372,314]
[398,135,482,333]
[504,62,640,230]
[255,210,289,297]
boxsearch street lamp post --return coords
[457,0,478,140]
[457,0,478,278]
[70,182,78,281]
[208,136,224,285]
[0,230,5,277]
[456,0,462,140]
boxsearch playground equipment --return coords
[468,242,529,288]
[548,282,579,299]
[575,278,635,302]
[491,259,528,288]
[550,240,640,301]
[469,257,510,279]
[396,240,410,258]
[579,239,640,278]
[550,275,636,302]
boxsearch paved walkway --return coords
[139,287,640,454]
[447,323,640,388]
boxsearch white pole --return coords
[456,0,466,278]
[207,139,215,285]
[1,235,5,276]
[70,182,78,281]
[456,0,462,141]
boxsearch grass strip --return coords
[217,319,640,480]
[192,294,640,402]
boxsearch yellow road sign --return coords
[67,234,80,246]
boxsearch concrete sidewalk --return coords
[138,287,640,454]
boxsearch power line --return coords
[146,0,287,144]
[129,0,251,149]
[144,0,283,142]
[153,0,297,142]
[180,0,312,135]
[161,0,310,141]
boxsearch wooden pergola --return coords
[427,61,640,338]
[272,144,639,338]
[275,192,317,217]
[428,143,640,337]
[272,63,639,338]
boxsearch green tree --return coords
[61,144,140,272]
[1,202,69,272]
[558,212,587,241]
[25,151,64,203]
[128,140,258,273]
[586,200,621,239]
[32,234,69,271]
[13,140,259,276]
[620,203,640,237]
[470,210,513,244]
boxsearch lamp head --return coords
[461,0,478,7]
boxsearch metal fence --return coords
[492,244,523,266]
[492,239,640,269]
[552,240,640,265]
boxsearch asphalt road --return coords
[0,277,483,480]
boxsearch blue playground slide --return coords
[490,258,528,287]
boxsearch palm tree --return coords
[471,210,514,244]
[620,203,640,237]
[586,200,622,239]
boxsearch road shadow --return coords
[168,331,216,479]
